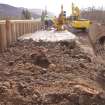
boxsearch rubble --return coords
[0,39,105,104]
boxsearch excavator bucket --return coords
[88,23,105,60]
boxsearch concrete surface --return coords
[19,30,76,42]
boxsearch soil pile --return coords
[0,39,105,105]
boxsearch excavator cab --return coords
[70,3,91,31]
[52,5,66,31]
[70,16,78,21]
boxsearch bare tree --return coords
[81,7,105,23]
[22,9,31,19]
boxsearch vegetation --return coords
[41,9,47,22]
[21,9,32,19]
[0,16,21,20]
[81,7,105,23]
[41,11,45,22]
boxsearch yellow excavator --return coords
[70,3,91,31]
[52,3,91,31]
[52,5,66,31]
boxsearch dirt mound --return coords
[30,51,50,68]
[0,39,105,104]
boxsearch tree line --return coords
[0,9,32,20]
[81,7,105,23]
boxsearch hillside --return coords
[0,4,51,19]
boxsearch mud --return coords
[0,39,105,105]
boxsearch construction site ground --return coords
[0,30,105,105]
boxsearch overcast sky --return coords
[0,0,105,16]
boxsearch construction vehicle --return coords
[69,3,91,30]
[52,3,91,31]
[52,5,67,31]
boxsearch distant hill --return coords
[0,4,54,19]
[30,9,54,17]
[0,4,22,17]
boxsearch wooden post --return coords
[20,23,22,35]
[0,24,7,50]
[30,22,32,33]
[24,22,26,34]
[21,23,24,36]
[6,20,12,46]
[13,23,17,42]
[35,22,36,31]
[33,23,35,32]
[28,22,30,33]
[11,23,16,42]
[30,22,31,33]
[26,22,28,34]
[32,22,34,32]
[25,22,27,34]
[10,23,13,42]
[17,23,19,37]
[23,22,25,35]
[18,23,20,36]
[36,22,38,31]
[19,23,22,36]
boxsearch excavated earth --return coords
[0,39,105,105]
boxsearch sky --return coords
[0,0,105,16]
